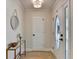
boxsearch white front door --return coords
[32,17,45,50]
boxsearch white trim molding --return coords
[26,48,51,52]
[26,48,54,54]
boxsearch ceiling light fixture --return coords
[32,0,43,8]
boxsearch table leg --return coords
[14,50,16,59]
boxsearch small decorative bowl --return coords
[8,42,18,48]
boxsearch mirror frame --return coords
[10,15,19,30]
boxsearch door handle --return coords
[33,34,35,36]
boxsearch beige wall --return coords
[51,0,72,59]
[6,0,24,45]
[24,9,54,50]
[6,0,24,59]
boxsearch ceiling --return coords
[20,0,56,9]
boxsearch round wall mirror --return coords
[10,15,19,30]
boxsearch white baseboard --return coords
[26,48,54,53]
[26,48,52,52]
[50,49,54,54]
[50,49,57,59]
[26,48,56,58]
